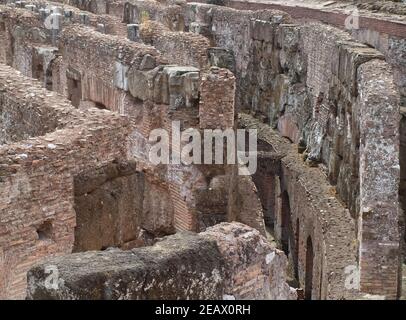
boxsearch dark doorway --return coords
[305,236,314,300]
[33,62,44,83]
[67,77,82,108]
[294,218,299,280]
[281,191,291,255]
[95,101,107,110]
[45,64,53,90]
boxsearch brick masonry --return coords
[0,0,403,300]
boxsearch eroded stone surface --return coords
[0,0,404,301]
[27,222,296,300]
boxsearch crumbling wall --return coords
[195,176,228,231]
[0,80,60,144]
[185,4,394,220]
[26,222,296,300]
[1,1,250,238]
[73,161,144,252]
[0,64,131,299]
[0,2,129,91]
[0,16,5,63]
[124,0,186,31]
[190,0,406,108]
[0,6,52,77]
[227,167,266,236]
[239,113,358,300]
[185,4,291,111]
[139,20,210,69]
[3,0,127,35]
[48,0,125,19]
[50,0,108,14]
[199,67,235,129]
[141,177,176,236]
[59,25,162,112]
[58,35,202,240]
[202,222,295,299]
[3,0,402,300]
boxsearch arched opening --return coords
[95,101,107,110]
[305,236,314,300]
[294,218,299,280]
[45,65,53,90]
[36,220,53,241]
[250,138,277,232]
[33,62,44,83]
[66,69,82,108]
[281,191,291,255]
[72,161,143,252]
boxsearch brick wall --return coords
[0,64,131,299]
[199,67,235,129]
[240,114,358,299]
[123,0,186,31]
[139,20,210,69]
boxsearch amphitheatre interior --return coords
[0,0,405,300]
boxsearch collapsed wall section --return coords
[139,20,210,69]
[239,113,358,300]
[58,25,236,234]
[183,3,402,298]
[0,64,131,299]
[124,0,186,31]
[1,0,402,300]
[59,25,162,111]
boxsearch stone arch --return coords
[305,235,314,300]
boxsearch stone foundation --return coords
[27,223,296,300]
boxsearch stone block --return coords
[127,24,139,42]
[208,47,236,73]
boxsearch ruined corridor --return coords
[0,0,405,301]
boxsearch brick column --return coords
[199,67,236,130]
[358,59,401,299]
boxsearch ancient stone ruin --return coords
[0,0,405,300]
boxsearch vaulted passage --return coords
[305,236,314,300]
[295,218,299,280]
[73,161,176,252]
[0,0,403,301]
[67,71,82,108]
[281,191,291,256]
[73,161,143,252]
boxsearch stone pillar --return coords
[358,60,401,299]
[127,24,139,42]
[96,23,106,34]
[39,8,48,20]
[48,13,63,46]
[199,67,236,130]
[95,0,107,14]
[79,13,89,25]
[64,10,73,20]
